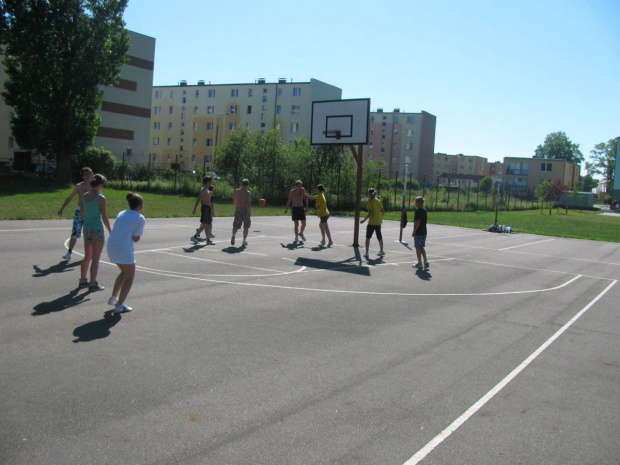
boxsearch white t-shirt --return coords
[107,210,146,264]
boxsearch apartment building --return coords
[433,153,488,179]
[365,109,436,182]
[149,78,341,171]
[0,30,155,167]
[503,157,580,195]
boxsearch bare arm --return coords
[192,196,201,215]
[58,187,78,217]
[412,219,420,236]
[99,197,112,233]
[360,207,371,224]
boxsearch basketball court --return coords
[1,214,619,464]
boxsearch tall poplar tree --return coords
[1,0,129,183]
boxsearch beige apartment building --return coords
[366,109,436,182]
[149,78,341,171]
[503,157,580,195]
[0,30,155,168]
[433,153,488,179]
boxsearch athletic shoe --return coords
[190,235,198,244]
[378,251,385,256]
[299,233,306,241]
[363,253,369,259]
[293,237,298,244]
[108,296,119,306]
[114,304,132,314]
[207,240,215,245]
[320,240,326,245]
[327,240,333,247]
[413,263,423,269]
[78,278,88,289]
[89,282,105,292]
[242,240,248,247]
[424,262,430,269]
[210,233,215,238]
[231,235,236,245]
[62,252,72,260]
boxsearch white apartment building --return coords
[366,109,436,182]
[149,78,341,171]
[0,30,155,168]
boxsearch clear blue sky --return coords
[124,0,619,165]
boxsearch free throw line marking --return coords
[499,238,555,251]
[403,279,618,465]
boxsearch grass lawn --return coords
[1,181,618,242]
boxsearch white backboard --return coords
[311,98,370,145]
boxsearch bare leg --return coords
[415,247,422,263]
[294,220,299,238]
[243,227,249,241]
[112,265,125,298]
[117,263,136,305]
[81,242,93,279]
[89,241,105,283]
[378,239,384,253]
[319,223,326,242]
[324,222,332,242]
[420,247,427,263]
[365,238,370,256]
[299,220,306,235]
[68,237,77,252]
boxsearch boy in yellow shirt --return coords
[359,187,385,259]
[306,184,333,247]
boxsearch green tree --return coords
[580,174,597,193]
[547,178,570,214]
[1,0,129,183]
[534,131,584,164]
[214,128,255,188]
[535,180,550,214]
[72,146,117,181]
[479,176,493,193]
[589,139,616,187]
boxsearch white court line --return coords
[136,264,307,278]
[0,227,68,232]
[403,279,618,465]
[134,243,268,256]
[153,250,287,274]
[499,238,555,251]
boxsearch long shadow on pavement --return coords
[294,256,371,276]
[415,269,432,281]
[32,289,91,316]
[32,261,80,277]
[73,310,121,343]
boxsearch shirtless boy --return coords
[58,167,94,260]
[284,180,309,243]
[191,176,215,244]
[231,179,252,247]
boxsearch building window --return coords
[168,122,173,130]
[231,88,238,97]
[277,87,283,97]
[155,90,162,99]
[207,106,215,114]
[179,146,183,151]
[394,116,399,123]
[260,123,266,129]
[154,106,161,115]
[406,129,413,137]
[169,106,173,114]
[194,106,198,114]
[370,129,374,135]
[382,122,386,127]
[369,142,373,148]
[191,154,196,163]
[167,138,172,146]
[381,135,386,140]
[541,162,552,172]
[229,122,237,130]
[275,122,281,130]
[169,90,174,98]
[195,90,200,98]
[208,89,216,98]
[290,123,299,132]
[153,122,160,130]
[276,105,281,114]
[247,105,252,114]
[370,116,375,122]
[293,87,301,97]
[182,97,186,104]
[262,95,268,103]
[292,105,300,114]
[193,122,198,130]
[229,105,237,114]
[153,137,159,145]
[192,139,197,147]
[248,88,253,97]
[206,122,213,130]
[182,90,187,95]
[245,122,251,128]
[181,113,185,120]
[407,116,414,124]
[263,88,268,94]
[205,138,213,147]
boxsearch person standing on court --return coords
[306,184,333,246]
[284,180,309,244]
[106,193,146,314]
[412,196,429,269]
[79,174,112,291]
[231,179,252,247]
[191,176,214,245]
[360,187,385,259]
[58,167,93,260]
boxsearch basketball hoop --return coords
[323,130,341,140]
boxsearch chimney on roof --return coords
[179,80,187,86]
[278,78,286,84]
[257,78,266,84]
[197,80,205,86]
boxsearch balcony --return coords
[505,168,528,176]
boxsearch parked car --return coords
[35,164,56,176]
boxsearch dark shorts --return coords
[292,206,306,222]
[414,234,427,248]
[319,215,330,224]
[366,224,382,241]
[200,205,212,225]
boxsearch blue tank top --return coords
[83,193,104,230]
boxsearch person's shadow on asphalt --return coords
[415,269,432,281]
[32,289,91,316]
[73,310,121,343]
[32,261,80,277]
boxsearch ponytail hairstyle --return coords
[90,174,106,188]
[367,187,377,199]
[126,192,144,210]
[316,184,325,192]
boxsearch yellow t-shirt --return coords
[316,192,329,217]
[366,197,383,225]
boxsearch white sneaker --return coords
[207,240,215,245]
[363,253,369,259]
[62,252,72,260]
[377,251,385,256]
[320,240,326,245]
[242,240,248,247]
[293,237,298,244]
[210,233,215,238]
[108,296,118,305]
[299,233,306,241]
[327,240,333,247]
[413,263,423,269]
[190,235,198,244]
[424,262,430,269]
[114,304,132,314]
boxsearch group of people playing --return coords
[59,172,430,315]
[58,167,145,314]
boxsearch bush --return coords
[72,147,117,181]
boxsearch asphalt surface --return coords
[1,216,619,465]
